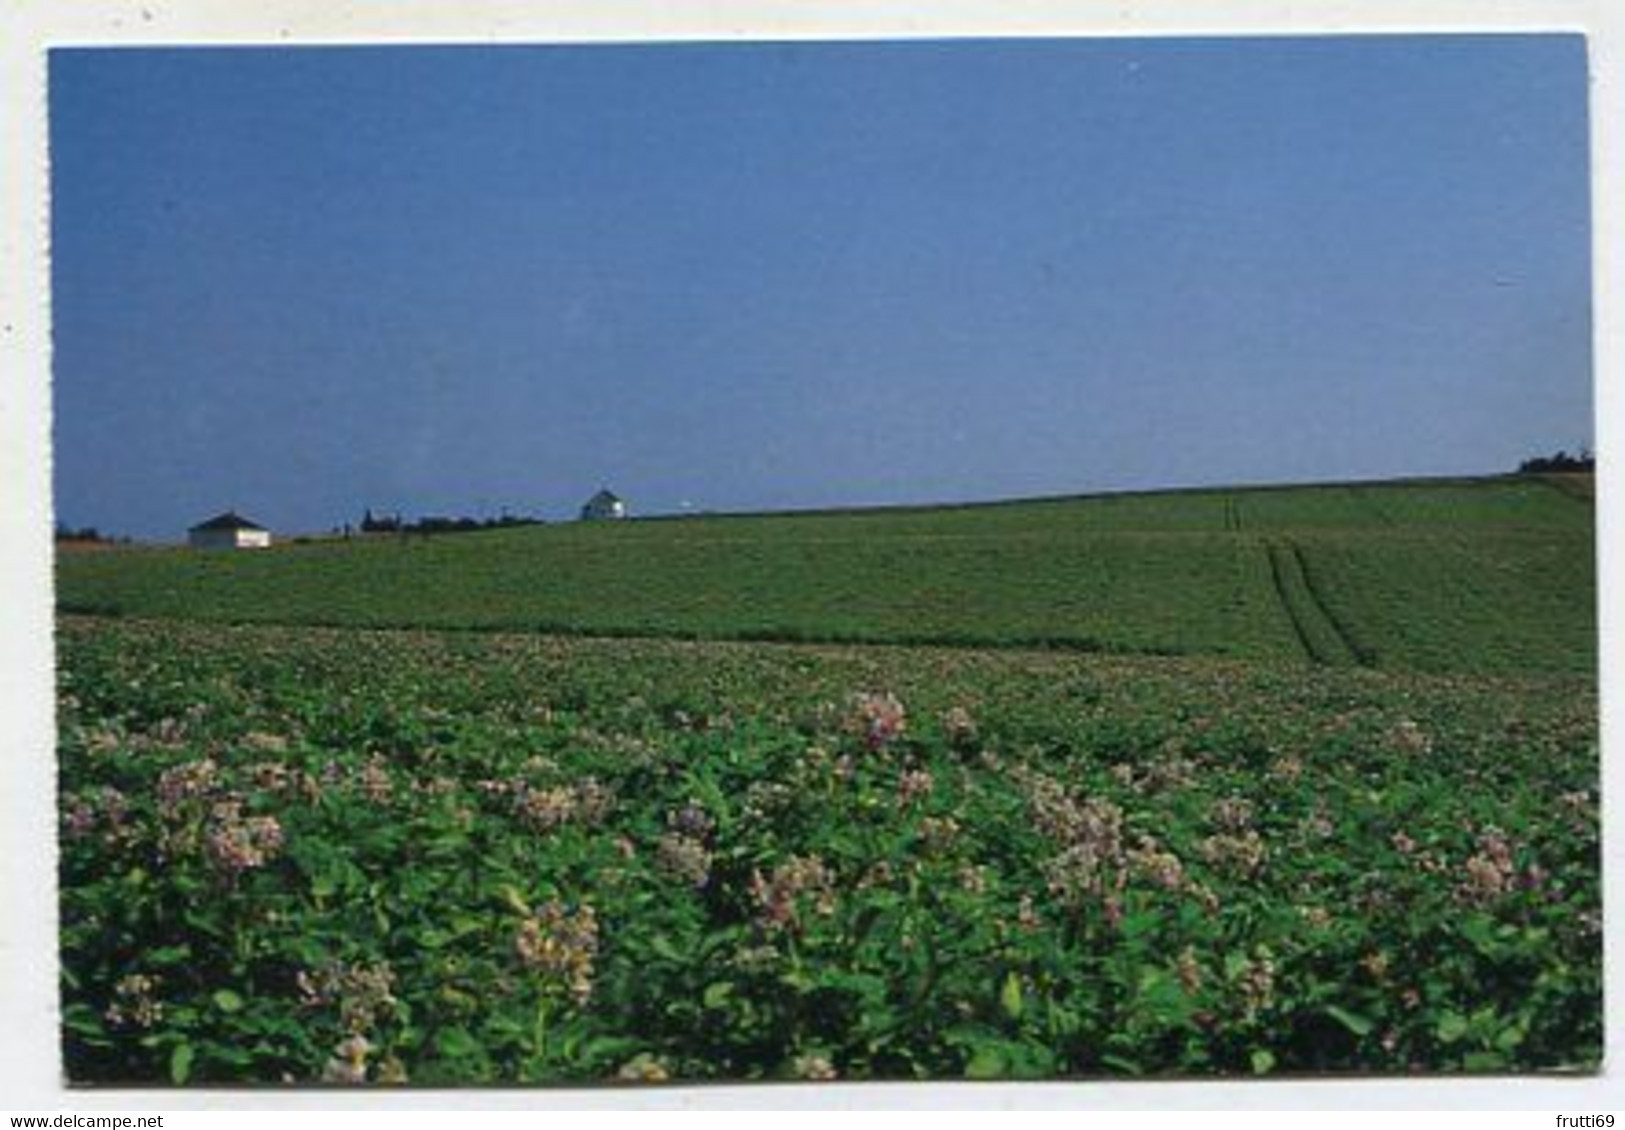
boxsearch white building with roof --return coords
[187,511,272,549]
[579,489,627,521]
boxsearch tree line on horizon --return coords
[352,507,543,537]
[54,523,128,545]
[1516,449,1595,474]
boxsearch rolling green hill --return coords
[56,475,1595,674]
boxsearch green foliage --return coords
[58,617,1599,1084]
[56,477,1594,674]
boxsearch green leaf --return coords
[146,945,192,967]
[212,989,244,1013]
[702,981,734,1010]
[61,1003,105,1037]
[1119,909,1159,940]
[497,884,531,916]
[1045,998,1082,1039]
[1435,1011,1469,1044]
[1251,1049,1276,1075]
[170,1042,195,1086]
[1000,971,1024,1022]
[1458,914,1502,957]
[964,1045,1008,1080]
[779,968,815,993]
[1100,1053,1142,1075]
[1325,1004,1374,1038]
[857,1005,899,1040]
[436,1027,482,1059]
[1136,969,1191,1023]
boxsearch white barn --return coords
[580,489,627,521]
[188,511,272,550]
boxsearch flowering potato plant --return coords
[58,617,1599,1084]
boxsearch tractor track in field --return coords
[1288,540,1376,666]
[1264,542,1319,662]
[1263,538,1369,667]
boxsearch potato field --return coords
[55,477,1599,1084]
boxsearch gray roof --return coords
[189,510,267,533]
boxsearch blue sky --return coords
[50,36,1592,539]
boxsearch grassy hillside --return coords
[56,476,1595,674]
